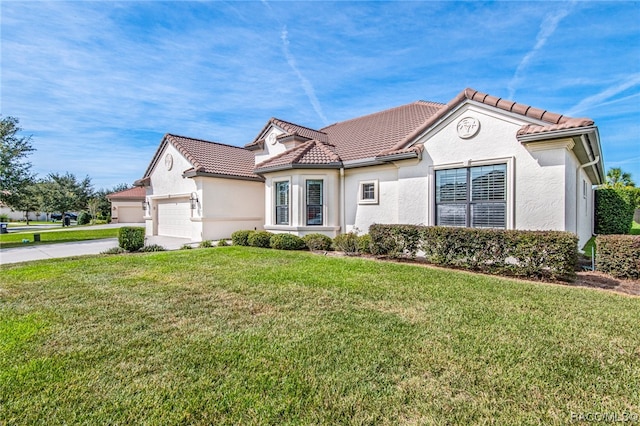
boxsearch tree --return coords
[92,183,131,221]
[605,167,635,188]
[10,181,41,225]
[40,172,93,226]
[0,116,36,212]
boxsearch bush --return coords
[358,234,372,254]
[596,235,640,279]
[180,244,193,250]
[199,240,213,248]
[595,188,636,234]
[77,211,91,225]
[118,227,145,252]
[217,239,229,247]
[101,246,126,255]
[270,233,306,250]
[231,230,254,246]
[369,224,578,281]
[248,231,273,248]
[333,232,360,255]
[139,244,166,252]
[303,233,333,251]
[0,214,9,222]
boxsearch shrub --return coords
[101,246,126,255]
[118,227,145,252]
[358,234,372,254]
[231,230,254,246]
[248,231,273,248]
[595,188,635,234]
[139,244,166,252]
[199,240,213,248]
[369,224,421,258]
[217,239,229,247]
[270,233,306,250]
[180,244,193,250]
[369,224,578,281]
[0,213,9,222]
[303,233,333,251]
[77,211,91,225]
[596,235,640,279]
[333,232,360,255]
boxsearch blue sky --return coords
[2,1,639,190]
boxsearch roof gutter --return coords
[182,170,265,182]
[254,162,343,174]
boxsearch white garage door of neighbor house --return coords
[117,206,144,223]
[157,200,191,238]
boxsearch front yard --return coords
[1,247,638,424]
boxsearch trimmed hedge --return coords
[231,230,254,246]
[358,234,372,254]
[248,231,273,248]
[596,235,640,279]
[595,188,636,234]
[370,224,578,281]
[303,233,333,251]
[118,227,145,252]
[270,233,306,250]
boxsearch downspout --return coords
[576,155,600,244]
[340,167,345,234]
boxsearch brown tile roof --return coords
[245,117,329,149]
[141,134,262,182]
[254,140,342,172]
[107,186,146,200]
[517,118,595,136]
[382,88,595,154]
[321,101,444,161]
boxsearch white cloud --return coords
[507,1,576,99]
[566,74,640,116]
[280,26,329,125]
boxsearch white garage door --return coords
[117,206,144,223]
[157,200,191,238]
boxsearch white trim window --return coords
[359,180,378,204]
[275,181,289,225]
[435,164,507,228]
[306,179,323,225]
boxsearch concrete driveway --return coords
[1,224,194,265]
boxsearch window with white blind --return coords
[306,180,323,225]
[436,164,506,228]
[275,181,289,225]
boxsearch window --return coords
[436,164,506,228]
[359,180,378,204]
[306,180,323,225]
[275,181,289,225]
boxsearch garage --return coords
[116,206,144,223]
[157,199,192,238]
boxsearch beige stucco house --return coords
[135,88,604,247]
[106,186,146,223]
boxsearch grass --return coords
[1,247,638,424]
[632,221,640,235]
[0,228,119,249]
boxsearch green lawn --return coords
[0,228,119,249]
[1,247,638,424]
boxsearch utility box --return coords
[34,234,41,242]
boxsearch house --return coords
[106,186,146,223]
[0,202,47,221]
[134,134,264,241]
[135,88,604,247]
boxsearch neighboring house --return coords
[106,186,146,223]
[135,88,604,247]
[0,202,46,221]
